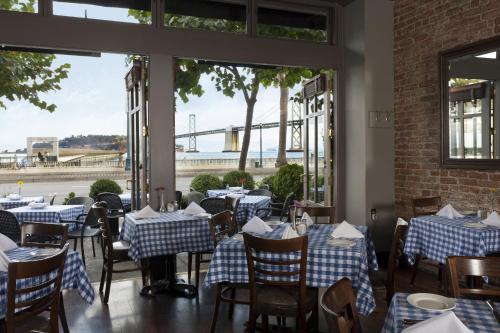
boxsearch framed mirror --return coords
[441,37,500,169]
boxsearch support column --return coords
[149,54,176,207]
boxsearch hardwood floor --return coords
[51,266,442,333]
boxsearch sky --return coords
[0,3,303,153]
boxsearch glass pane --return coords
[53,0,150,23]
[164,0,246,33]
[257,5,328,42]
[464,100,481,115]
[464,117,482,158]
[0,0,38,13]
[307,118,315,202]
[317,115,325,205]
[449,118,462,158]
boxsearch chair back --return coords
[176,190,183,204]
[96,192,125,212]
[281,192,296,222]
[6,243,69,333]
[0,211,21,243]
[49,194,56,205]
[259,184,270,190]
[412,196,441,217]
[247,189,272,197]
[243,233,308,314]
[92,202,114,258]
[200,197,226,215]
[447,256,500,298]
[224,196,241,213]
[187,191,205,205]
[294,206,335,224]
[386,224,408,301]
[208,210,236,246]
[66,196,94,213]
[21,222,68,249]
[320,278,361,333]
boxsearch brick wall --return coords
[394,0,500,218]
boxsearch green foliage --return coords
[89,179,123,199]
[190,174,223,195]
[260,175,275,192]
[272,164,304,201]
[180,194,189,209]
[63,192,76,205]
[59,134,127,151]
[223,171,255,189]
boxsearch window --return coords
[53,0,151,24]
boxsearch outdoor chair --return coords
[67,208,101,266]
[294,206,335,224]
[65,196,94,213]
[0,211,21,243]
[4,244,69,333]
[321,278,362,333]
[247,189,272,197]
[187,191,205,205]
[21,222,68,249]
[209,210,247,333]
[176,190,182,204]
[200,197,226,215]
[256,192,295,222]
[243,233,318,333]
[96,192,125,236]
[92,202,148,304]
[447,256,500,298]
[49,194,56,205]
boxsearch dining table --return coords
[0,247,95,318]
[120,210,213,297]
[404,215,500,265]
[204,223,379,316]
[7,205,85,231]
[0,196,44,210]
[119,193,131,206]
[232,195,271,224]
[207,189,250,198]
[381,292,500,332]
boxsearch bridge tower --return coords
[287,102,303,152]
[186,114,199,152]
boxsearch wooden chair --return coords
[410,196,442,286]
[447,256,500,298]
[243,233,318,333]
[294,206,335,224]
[224,196,241,225]
[5,243,69,333]
[92,202,148,304]
[256,192,296,222]
[96,192,126,236]
[21,222,68,249]
[371,224,408,302]
[320,278,361,333]
[208,210,248,333]
[0,211,21,243]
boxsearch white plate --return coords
[407,293,456,312]
[232,234,244,241]
[464,222,488,229]
[327,239,356,248]
[266,220,284,226]
[29,203,49,209]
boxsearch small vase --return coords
[159,192,166,212]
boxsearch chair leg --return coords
[80,236,86,267]
[262,315,269,333]
[313,300,319,333]
[91,236,96,257]
[141,260,148,287]
[195,253,201,290]
[247,310,257,333]
[99,260,107,294]
[103,263,113,304]
[228,288,236,319]
[188,252,192,283]
[73,238,77,251]
[410,254,421,286]
[59,293,69,333]
[210,285,222,333]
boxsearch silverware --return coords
[401,318,423,326]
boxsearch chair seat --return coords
[256,285,317,317]
[369,270,387,290]
[68,227,101,238]
[113,240,131,251]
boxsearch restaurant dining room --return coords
[1,0,500,332]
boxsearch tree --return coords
[0,0,71,112]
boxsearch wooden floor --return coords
[49,266,442,333]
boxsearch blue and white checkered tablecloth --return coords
[0,247,95,318]
[207,189,250,198]
[120,211,213,261]
[119,193,131,206]
[235,195,271,224]
[404,215,500,265]
[7,205,84,232]
[0,196,44,210]
[381,293,499,332]
[204,223,379,316]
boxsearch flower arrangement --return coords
[16,180,24,196]
[155,186,166,212]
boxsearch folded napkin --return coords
[133,205,161,219]
[396,217,409,226]
[402,311,472,333]
[6,194,20,200]
[436,204,464,219]
[0,250,10,272]
[242,216,272,234]
[483,211,500,228]
[183,202,206,215]
[331,221,364,239]
[0,233,17,252]
[301,212,314,227]
[281,225,299,239]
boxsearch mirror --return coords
[441,37,500,169]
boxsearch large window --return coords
[53,0,151,23]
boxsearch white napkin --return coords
[227,193,245,199]
[402,311,472,333]
[482,211,500,228]
[133,205,161,219]
[7,194,20,200]
[242,216,272,234]
[436,204,464,219]
[0,250,10,272]
[397,217,409,226]
[0,233,17,252]
[331,221,364,239]
[301,212,314,227]
[281,225,299,239]
[183,202,206,215]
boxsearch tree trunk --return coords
[276,73,289,167]
[239,97,257,171]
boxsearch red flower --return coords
[155,187,165,191]
[239,178,246,185]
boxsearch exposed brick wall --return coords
[394,0,500,218]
